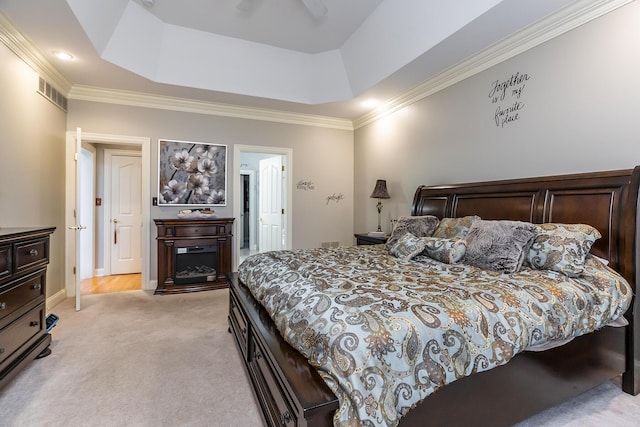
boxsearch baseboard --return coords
[94,268,105,277]
[145,279,157,291]
[46,288,67,311]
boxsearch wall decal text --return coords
[489,72,530,128]
[326,193,344,205]
[297,180,315,190]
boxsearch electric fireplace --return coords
[154,218,234,294]
[174,245,217,285]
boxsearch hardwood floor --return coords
[80,274,141,295]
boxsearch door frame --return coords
[104,149,143,276]
[65,132,152,297]
[233,145,292,270]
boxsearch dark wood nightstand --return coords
[354,233,388,245]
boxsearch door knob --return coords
[113,219,119,224]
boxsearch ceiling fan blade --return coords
[236,0,257,12]
[300,0,327,19]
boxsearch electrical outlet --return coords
[321,241,340,248]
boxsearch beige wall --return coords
[0,43,67,300]
[7,1,639,297]
[67,101,354,283]
[354,1,640,234]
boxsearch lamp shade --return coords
[370,180,390,199]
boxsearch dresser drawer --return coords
[0,306,45,367]
[14,238,49,273]
[229,291,249,360]
[0,245,10,280]
[249,336,298,427]
[0,269,46,323]
[174,225,225,237]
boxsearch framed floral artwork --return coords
[157,139,227,206]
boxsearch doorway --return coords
[240,170,256,253]
[233,145,292,269]
[80,146,142,295]
[65,132,151,301]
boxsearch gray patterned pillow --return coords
[464,220,538,273]
[526,223,601,277]
[422,237,467,264]
[432,215,481,239]
[386,215,439,248]
[388,232,427,260]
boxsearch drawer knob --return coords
[29,249,39,256]
[32,283,42,290]
[30,321,39,327]
[0,302,6,310]
[0,348,4,354]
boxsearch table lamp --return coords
[370,179,390,236]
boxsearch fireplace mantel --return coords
[154,218,234,295]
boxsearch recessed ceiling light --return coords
[362,99,379,108]
[52,50,74,61]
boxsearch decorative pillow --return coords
[526,223,602,277]
[388,232,427,260]
[464,220,538,273]
[386,215,439,248]
[422,237,467,264]
[432,215,481,239]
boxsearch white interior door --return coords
[79,146,95,280]
[110,154,142,275]
[72,128,86,311]
[259,156,283,252]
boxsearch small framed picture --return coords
[157,139,227,206]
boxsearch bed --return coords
[227,166,640,427]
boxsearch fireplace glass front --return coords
[174,245,218,285]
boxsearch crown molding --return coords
[0,11,72,94]
[68,85,353,130]
[353,0,633,129]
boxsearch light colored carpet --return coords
[0,289,262,427]
[1,289,639,427]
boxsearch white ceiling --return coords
[0,0,600,120]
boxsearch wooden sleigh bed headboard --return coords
[228,166,640,427]
[411,167,640,398]
[412,167,640,276]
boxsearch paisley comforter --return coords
[238,244,632,427]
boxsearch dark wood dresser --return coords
[155,218,234,295]
[0,227,55,390]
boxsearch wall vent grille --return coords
[38,77,68,112]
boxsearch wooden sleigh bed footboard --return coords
[228,166,640,427]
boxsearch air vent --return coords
[38,77,68,112]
